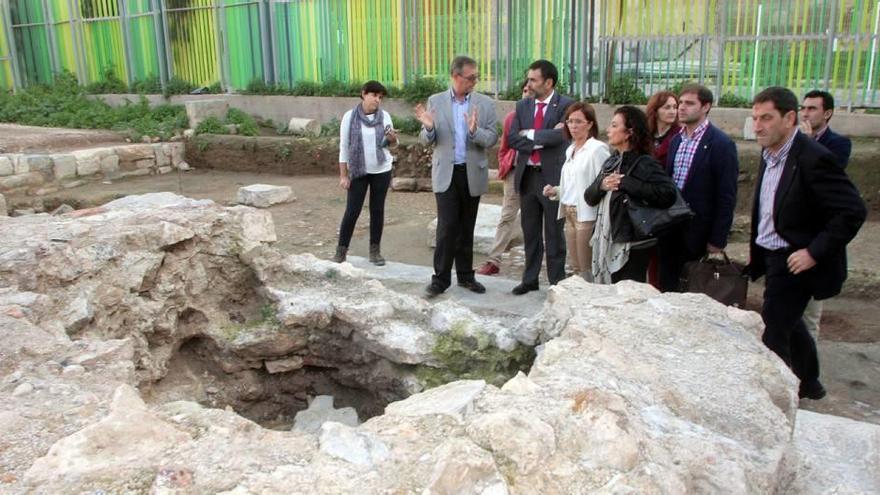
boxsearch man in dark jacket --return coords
[658,84,739,292]
[800,89,852,168]
[748,87,866,400]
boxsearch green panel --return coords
[224,0,263,90]
[10,0,54,85]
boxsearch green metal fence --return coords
[0,0,877,106]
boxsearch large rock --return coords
[428,203,522,254]
[0,192,6,216]
[293,395,359,434]
[185,99,228,128]
[0,192,876,494]
[236,184,295,208]
[287,117,320,137]
[72,147,116,176]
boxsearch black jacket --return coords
[585,151,677,243]
[748,132,866,300]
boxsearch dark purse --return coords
[680,253,749,308]
[625,189,695,238]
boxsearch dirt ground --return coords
[7,168,880,425]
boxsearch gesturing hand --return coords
[414,104,435,130]
[468,108,478,134]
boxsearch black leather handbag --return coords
[681,253,749,308]
[625,188,695,238]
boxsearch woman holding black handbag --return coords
[584,106,677,283]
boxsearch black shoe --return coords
[798,381,827,400]
[457,279,486,294]
[512,282,539,295]
[425,281,446,298]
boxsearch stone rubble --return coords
[0,193,875,494]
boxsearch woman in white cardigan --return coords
[543,102,610,279]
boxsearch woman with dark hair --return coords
[332,80,397,265]
[542,102,609,280]
[646,90,680,166]
[644,90,679,288]
[584,106,677,283]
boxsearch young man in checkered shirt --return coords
[657,84,739,292]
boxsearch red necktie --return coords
[530,102,546,164]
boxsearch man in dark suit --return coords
[658,84,739,292]
[800,89,852,168]
[748,86,866,400]
[798,90,854,342]
[507,60,575,294]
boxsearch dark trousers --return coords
[612,245,652,283]
[338,171,392,248]
[657,224,701,292]
[520,166,566,285]
[760,249,820,387]
[433,166,480,288]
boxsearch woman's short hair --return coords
[614,105,654,156]
[562,102,600,141]
[645,91,678,136]
[361,80,387,97]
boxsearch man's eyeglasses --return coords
[458,73,480,82]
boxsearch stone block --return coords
[0,156,13,176]
[72,148,114,177]
[169,143,185,166]
[287,117,320,137]
[24,155,53,174]
[153,144,170,167]
[51,154,78,180]
[293,395,359,434]
[134,158,156,170]
[157,166,173,175]
[391,178,418,192]
[0,193,6,216]
[185,99,228,128]
[236,184,295,208]
[0,172,44,191]
[114,145,156,165]
[100,154,120,173]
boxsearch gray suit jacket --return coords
[418,90,499,196]
[508,92,575,193]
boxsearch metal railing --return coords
[1,0,877,107]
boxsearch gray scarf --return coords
[347,103,385,179]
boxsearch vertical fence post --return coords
[215,0,230,91]
[149,0,167,87]
[258,0,273,85]
[699,0,711,86]
[505,0,511,92]
[587,0,595,97]
[400,0,407,86]
[159,0,174,82]
[2,0,22,91]
[597,0,606,100]
[714,0,727,102]
[40,0,60,77]
[118,0,135,87]
[823,0,838,93]
[268,0,278,88]
[65,0,86,85]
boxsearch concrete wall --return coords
[97,93,880,139]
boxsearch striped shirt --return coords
[672,119,710,189]
[756,129,799,250]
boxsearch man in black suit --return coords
[507,60,575,294]
[658,84,739,292]
[748,87,866,400]
[799,90,855,341]
[800,89,852,168]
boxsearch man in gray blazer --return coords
[416,55,499,297]
[508,60,575,294]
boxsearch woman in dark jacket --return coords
[585,106,677,283]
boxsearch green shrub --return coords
[391,114,421,135]
[206,81,223,94]
[718,92,751,108]
[130,76,162,94]
[194,116,228,135]
[605,75,647,105]
[318,77,362,97]
[292,80,321,96]
[320,118,341,136]
[0,76,187,141]
[498,84,525,101]
[243,78,288,95]
[163,77,196,97]
[399,76,446,103]
[84,67,128,94]
[226,108,258,136]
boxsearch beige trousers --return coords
[563,205,594,277]
[487,171,521,265]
